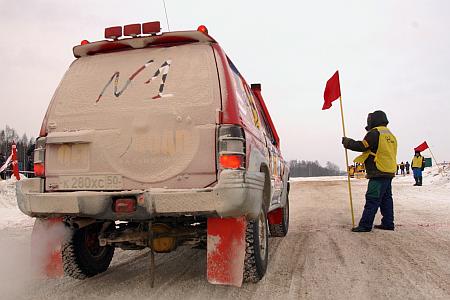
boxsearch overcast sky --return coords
[1,0,449,169]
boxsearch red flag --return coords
[322,71,341,110]
[414,141,429,152]
[11,142,20,180]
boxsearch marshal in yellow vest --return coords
[354,126,398,173]
[412,155,424,168]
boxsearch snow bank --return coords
[0,178,33,229]
[0,178,18,208]
[394,165,450,188]
[290,175,347,182]
[292,166,450,189]
[422,166,450,187]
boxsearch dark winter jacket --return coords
[26,144,35,172]
[343,110,395,178]
[405,161,410,170]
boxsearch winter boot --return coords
[413,176,418,186]
[418,176,423,186]
[351,226,371,232]
[374,224,395,231]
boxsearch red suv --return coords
[16,22,290,287]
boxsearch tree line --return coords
[1,125,345,178]
[0,125,35,172]
[289,160,344,177]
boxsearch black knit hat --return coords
[366,110,389,131]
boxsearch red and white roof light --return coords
[105,21,161,40]
[80,21,209,45]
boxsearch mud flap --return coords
[31,217,66,278]
[267,208,283,225]
[207,216,246,287]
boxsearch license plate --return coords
[59,175,123,190]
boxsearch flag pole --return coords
[428,147,438,166]
[427,146,443,173]
[338,96,355,227]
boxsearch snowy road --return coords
[1,174,450,300]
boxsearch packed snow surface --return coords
[0,166,449,299]
[0,177,33,230]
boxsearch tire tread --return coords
[61,225,114,280]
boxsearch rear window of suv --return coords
[51,43,220,116]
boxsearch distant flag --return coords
[322,71,341,110]
[414,141,440,169]
[414,141,429,152]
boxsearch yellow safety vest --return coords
[412,156,423,168]
[354,126,398,173]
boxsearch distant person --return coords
[348,165,355,177]
[412,151,425,186]
[356,163,365,173]
[342,110,397,232]
[405,161,410,175]
[400,162,405,175]
[26,143,35,178]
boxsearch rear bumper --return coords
[16,170,265,220]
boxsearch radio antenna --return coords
[162,0,171,32]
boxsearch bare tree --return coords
[289,160,344,177]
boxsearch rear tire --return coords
[243,208,269,283]
[269,194,290,237]
[62,222,114,279]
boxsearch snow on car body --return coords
[16,22,290,286]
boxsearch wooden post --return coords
[339,96,355,227]
[428,147,444,173]
[428,147,438,166]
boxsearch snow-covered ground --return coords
[1,167,447,231]
[290,175,348,182]
[0,167,449,299]
[0,178,33,230]
[291,165,450,187]
[394,165,450,187]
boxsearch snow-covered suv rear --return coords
[16,22,290,287]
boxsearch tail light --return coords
[217,125,245,171]
[219,155,243,169]
[34,137,46,177]
[114,198,136,213]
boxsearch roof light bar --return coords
[197,25,208,34]
[124,24,141,37]
[105,26,122,40]
[142,21,161,34]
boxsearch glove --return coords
[342,137,352,148]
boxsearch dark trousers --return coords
[412,168,423,185]
[359,177,394,229]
